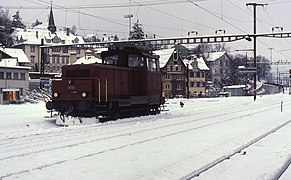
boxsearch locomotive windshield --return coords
[128,55,144,67]
[147,58,160,72]
[104,55,118,65]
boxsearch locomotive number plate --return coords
[67,85,75,90]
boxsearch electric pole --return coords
[246,3,265,101]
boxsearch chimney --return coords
[69,51,77,64]
[66,28,70,36]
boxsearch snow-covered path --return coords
[1,94,291,179]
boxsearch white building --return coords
[0,58,30,104]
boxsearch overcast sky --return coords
[2,0,291,63]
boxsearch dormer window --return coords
[173,51,178,61]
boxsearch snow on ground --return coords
[1,93,291,179]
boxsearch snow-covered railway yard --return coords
[1,94,291,179]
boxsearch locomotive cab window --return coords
[147,58,159,72]
[128,55,144,67]
[104,55,118,65]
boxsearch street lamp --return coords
[124,14,133,39]
[187,30,198,36]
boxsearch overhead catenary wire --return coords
[6,0,207,10]
[7,0,291,59]
[225,1,291,60]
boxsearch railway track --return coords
[1,97,291,179]
[180,119,291,180]
[0,99,287,161]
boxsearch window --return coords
[66,57,70,64]
[52,56,56,63]
[62,47,68,53]
[190,72,194,78]
[165,74,171,80]
[20,73,25,80]
[165,84,170,89]
[176,74,183,80]
[56,56,60,64]
[52,47,61,52]
[6,72,11,79]
[62,57,65,64]
[13,73,19,80]
[176,84,182,90]
[30,56,35,64]
[0,72,4,79]
[195,72,200,78]
[191,82,195,87]
[128,55,143,67]
[30,46,35,52]
[104,55,118,65]
[147,58,157,72]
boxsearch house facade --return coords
[155,48,187,98]
[0,58,30,104]
[204,51,232,88]
[185,56,209,97]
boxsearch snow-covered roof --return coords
[204,51,226,62]
[196,57,209,70]
[153,48,175,68]
[0,58,31,69]
[73,55,102,65]
[11,23,85,46]
[0,47,30,63]
[183,57,209,71]
[93,47,108,54]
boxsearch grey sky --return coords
[2,0,291,62]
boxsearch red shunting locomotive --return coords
[46,44,165,121]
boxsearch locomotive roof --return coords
[101,47,159,59]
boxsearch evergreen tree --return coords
[129,20,145,40]
[0,7,13,47]
[11,11,25,28]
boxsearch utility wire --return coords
[5,0,207,9]
[131,0,216,31]
[225,1,291,60]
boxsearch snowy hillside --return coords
[1,93,291,179]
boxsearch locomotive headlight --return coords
[81,92,87,98]
[53,92,59,98]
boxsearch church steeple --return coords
[47,2,56,34]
